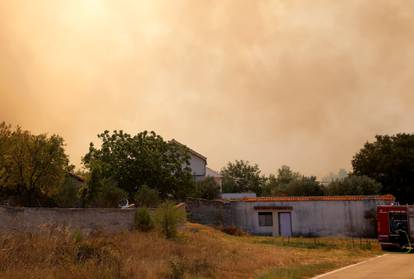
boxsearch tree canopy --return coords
[325,175,381,196]
[352,133,414,204]
[0,122,71,206]
[82,130,194,201]
[264,166,324,196]
[193,177,221,200]
[221,160,265,194]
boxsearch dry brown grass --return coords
[0,223,382,279]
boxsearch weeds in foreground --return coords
[134,207,154,232]
[0,229,122,278]
[0,223,381,279]
[164,256,213,279]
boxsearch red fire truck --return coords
[377,205,414,250]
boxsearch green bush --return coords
[134,207,154,232]
[154,202,186,239]
[90,178,128,208]
[193,177,221,200]
[53,175,83,207]
[134,185,160,207]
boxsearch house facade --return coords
[186,194,395,237]
[171,139,222,189]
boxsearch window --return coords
[389,212,408,235]
[258,212,273,227]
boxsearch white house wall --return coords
[188,154,206,177]
[231,200,389,237]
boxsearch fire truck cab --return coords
[377,205,414,250]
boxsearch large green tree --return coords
[352,134,414,203]
[82,130,194,200]
[0,122,71,206]
[324,175,381,196]
[264,166,324,196]
[264,165,300,196]
[221,160,265,194]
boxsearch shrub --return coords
[193,177,221,200]
[91,178,128,208]
[53,174,83,208]
[221,226,246,236]
[167,258,185,279]
[134,185,160,207]
[154,201,186,239]
[134,207,154,232]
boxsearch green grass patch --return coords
[253,236,377,251]
[258,262,338,279]
[257,238,337,250]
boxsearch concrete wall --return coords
[232,200,387,237]
[0,206,136,234]
[185,198,233,227]
[220,193,257,200]
[185,198,391,237]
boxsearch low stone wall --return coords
[0,206,136,234]
[185,198,233,227]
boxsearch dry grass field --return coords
[0,223,382,279]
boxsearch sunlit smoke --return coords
[1,0,414,176]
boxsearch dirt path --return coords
[313,254,414,279]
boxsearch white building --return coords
[170,139,222,190]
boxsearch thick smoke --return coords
[1,0,414,176]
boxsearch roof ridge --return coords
[170,139,207,161]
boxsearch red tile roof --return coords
[240,194,395,202]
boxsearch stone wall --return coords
[185,198,233,227]
[0,206,136,234]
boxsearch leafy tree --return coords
[284,176,325,196]
[0,122,71,206]
[264,165,300,196]
[193,177,221,200]
[134,184,160,207]
[264,166,324,196]
[85,178,128,208]
[325,175,381,195]
[352,134,414,203]
[82,130,194,200]
[221,160,265,194]
[52,174,84,207]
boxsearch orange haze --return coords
[1,0,414,177]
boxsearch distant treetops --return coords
[220,133,414,204]
[1,121,413,206]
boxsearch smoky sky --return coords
[1,0,414,177]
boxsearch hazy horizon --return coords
[1,1,414,177]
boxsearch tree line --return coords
[221,161,381,197]
[1,121,413,206]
